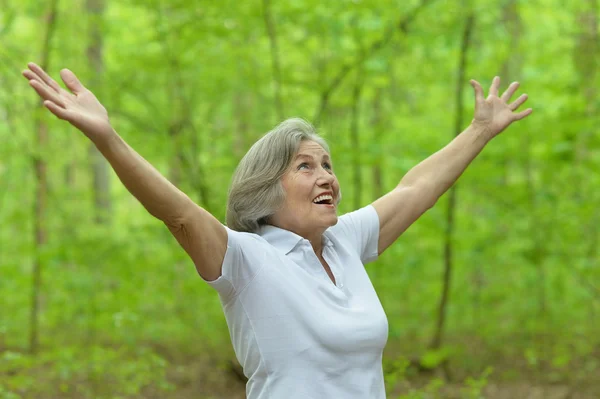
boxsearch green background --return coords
[1,0,599,398]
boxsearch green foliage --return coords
[0,346,173,398]
[1,0,600,397]
[461,367,493,399]
[384,357,491,398]
[419,347,453,370]
[396,379,445,399]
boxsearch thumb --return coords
[60,69,86,94]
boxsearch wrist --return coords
[91,127,120,152]
[469,120,495,142]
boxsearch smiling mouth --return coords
[313,194,334,206]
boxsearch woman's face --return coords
[271,140,340,239]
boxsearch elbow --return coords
[159,198,200,227]
[418,180,444,210]
[163,208,197,231]
[421,195,437,211]
[416,192,438,213]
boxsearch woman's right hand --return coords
[23,62,114,143]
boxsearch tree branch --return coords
[312,0,438,124]
[262,0,284,121]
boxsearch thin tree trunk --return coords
[84,1,106,393]
[578,0,598,244]
[430,13,474,352]
[575,0,598,346]
[262,0,284,121]
[498,0,522,189]
[371,88,384,200]
[29,0,58,354]
[523,127,548,377]
[368,86,386,298]
[574,0,598,167]
[0,40,20,353]
[87,0,110,224]
[157,6,211,211]
[233,89,248,158]
[157,6,186,189]
[350,73,363,210]
[474,0,522,331]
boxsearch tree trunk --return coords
[371,88,384,200]
[574,0,598,167]
[83,1,107,393]
[29,0,59,354]
[233,89,249,159]
[474,0,522,330]
[87,0,111,224]
[156,6,211,211]
[262,0,284,121]
[350,73,363,210]
[430,13,474,352]
[574,0,598,346]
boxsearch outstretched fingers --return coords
[513,108,533,121]
[489,76,500,97]
[27,62,62,93]
[22,70,43,86]
[510,94,528,111]
[509,93,532,120]
[23,63,86,97]
[501,82,520,103]
[29,79,66,108]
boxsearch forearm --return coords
[94,130,195,222]
[399,123,492,204]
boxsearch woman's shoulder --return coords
[223,226,286,260]
[224,225,270,245]
[329,205,378,234]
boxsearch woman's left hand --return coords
[470,76,532,138]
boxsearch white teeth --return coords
[313,194,333,204]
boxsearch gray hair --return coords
[226,117,330,232]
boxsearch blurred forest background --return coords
[1,0,600,398]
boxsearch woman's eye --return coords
[298,163,310,170]
[323,163,332,170]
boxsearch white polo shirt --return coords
[208,205,389,399]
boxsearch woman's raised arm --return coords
[372,77,532,255]
[23,62,226,281]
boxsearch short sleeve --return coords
[206,227,267,304]
[327,205,380,264]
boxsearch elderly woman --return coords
[23,62,531,398]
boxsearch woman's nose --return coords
[317,169,334,186]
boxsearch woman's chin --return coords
[323,214,338,227]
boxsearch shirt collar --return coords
[258,225,334,255]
